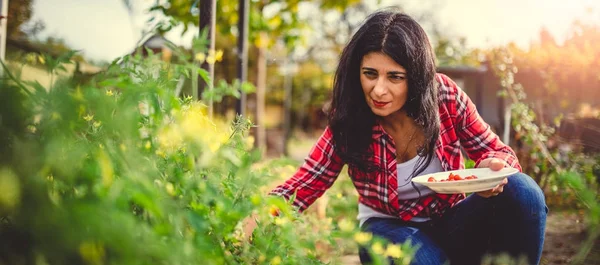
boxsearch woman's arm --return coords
[269,126,345,212]
[440,74,522,171]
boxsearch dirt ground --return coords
[541,211,588,265]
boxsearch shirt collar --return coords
[372,121,387,139]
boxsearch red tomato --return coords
[427,177,437,182]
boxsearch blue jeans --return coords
[359,173,548,265]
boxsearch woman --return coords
[266,9,547,265]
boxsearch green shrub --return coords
[0,44,412,265]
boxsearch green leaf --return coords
[22,80,47,96]
[56,50,79,65]
[241,82,256,94]
[197,68,209,83]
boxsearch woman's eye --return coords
[363,71,377,77]
[390,75,405,81]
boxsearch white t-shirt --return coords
[356,155,444,226]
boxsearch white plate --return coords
[412,167,519,194]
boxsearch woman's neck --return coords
[379,110,413,134]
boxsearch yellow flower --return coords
[254,33,269,48]
[179,104,212,136]
[119,143,127,151]
[38,55,46,65]
[371,242,384,255]
[145,141,152,150]
[338,218,354,232]
[270,256,282,265]
[195,52,206,62]
[25,53,37,64]
[157,127,184,152]
[337,193,343,199]
[105,90,114,96]
[155,149,166,158]
[83,114,94,121]
[354,232,372,244]
[178,102,229,153]
[274,217,288,226]
[215,49,224,62]
[250,194,261,206]
[206,55,216,65]
[258,255,266,263]
[93,121,102,128]
[208,136,226,152]
[165,182,175,195]
[385,244,403,259]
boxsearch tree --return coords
[502,20,600,120]
[148,0,361,152]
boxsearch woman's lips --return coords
[372,100,389,108]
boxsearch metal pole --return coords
[0,0,9,76]
[199,0,216,117]
[235,0,249,116]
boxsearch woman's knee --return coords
[410,241,449,265]
[499,173,548,219]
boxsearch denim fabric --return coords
[359,173,548,265]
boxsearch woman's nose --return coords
[372,78,388,97]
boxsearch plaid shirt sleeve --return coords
[441,74,522,171]
[269,126,345,212]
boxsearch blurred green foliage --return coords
[0,35,415,264]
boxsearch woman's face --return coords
[360,52,409,118]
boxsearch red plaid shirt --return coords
[270,73,521,221]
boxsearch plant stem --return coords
[0,61,34,97]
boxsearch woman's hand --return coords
[475,158,508,198]
[241,212,259,242]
